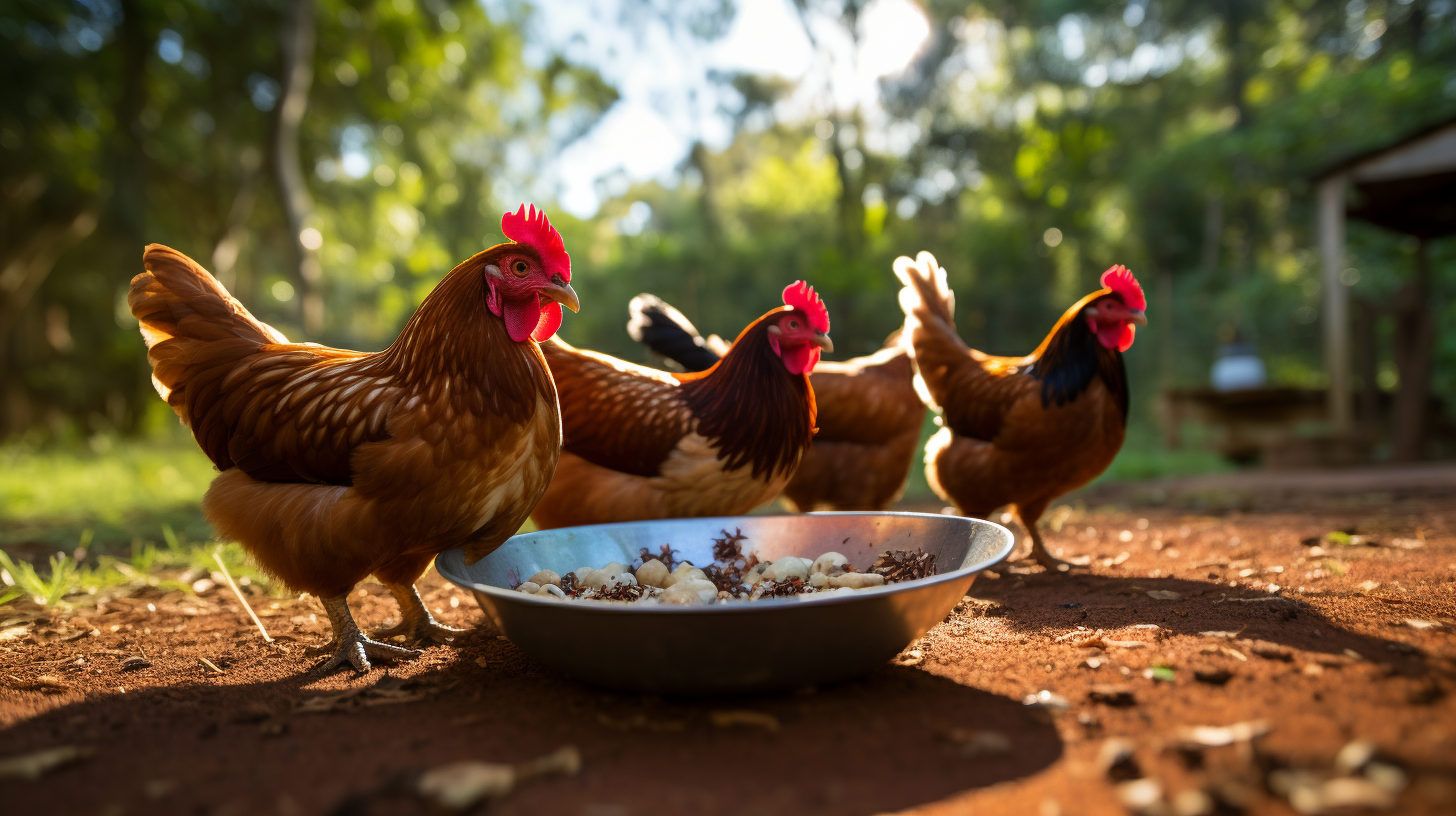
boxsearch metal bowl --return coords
[435,512,1013,695]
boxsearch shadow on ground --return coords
[1,630,1061,816]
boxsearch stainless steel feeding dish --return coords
[435,512,1013,695]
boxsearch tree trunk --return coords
[1391,240,1433,462]
[274,0,321,334]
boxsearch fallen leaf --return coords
[1175,720,1270,747]
[1147,590,1182,600]
[0,625,33,642]
[944,728,1011,757]
[0,745,94,780]
[419,762,516,810]
[710,709,780,732]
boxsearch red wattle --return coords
[781,343,818,375]
[531,301,563,341]
[1117,323,1135,352]
[502,298,544,343]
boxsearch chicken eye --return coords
[512,260,530,276]
[787,320,799,330]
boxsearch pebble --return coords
[1176,720,1269,748]
[514,582,542,595]
[828,572,885,589]
[810,551,850,575]
[526,570,559,587]
[661,579,718,605]
[663,562,706,588]
[1171,789,1215,816]
[635,559,669,588]
[1115,778,1163,813]
[764,557,811,582]
[740,562,771,587]
[1022,690,1070,711]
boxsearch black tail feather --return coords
[625,294,721,372]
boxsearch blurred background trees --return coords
[3,0,1454,464]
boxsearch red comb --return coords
[1101,265,1144,311]
[782,281,830,333]
[501,204,570,283]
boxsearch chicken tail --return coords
[893,251,969,412]
[625,293,721,372]
[128,245,287,427]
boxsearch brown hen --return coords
[128,205,579,672]
[895,252,1147,571]
[625,294,925,510]
[530,283,831,528]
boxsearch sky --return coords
[521,0,933,217]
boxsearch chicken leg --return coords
[312,594,422,674]
[373,583,465,646]
[1015,501,1089,573]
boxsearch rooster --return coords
[529,283,832,528]
[128,205,580,672]
[895,252,1146,571]
[626,295,924,510]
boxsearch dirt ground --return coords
[2,475,1454,816]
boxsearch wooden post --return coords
[1318,176,1352,436]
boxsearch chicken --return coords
[626,295,925,510]
[530,283,832,528]
[128,204,580,673]
[894,252,1146,571]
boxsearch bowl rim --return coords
[435,511,1014,615]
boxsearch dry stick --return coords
[212,551,273,643]
[198,657,224,674]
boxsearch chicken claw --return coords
[312,595,422,675]
[373,583,466,647]
[1026,526,1090,574]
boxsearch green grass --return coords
[0,435,217,550]
[0,435,281,609]
[0,526,275,610]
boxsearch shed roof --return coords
[1315,115,1456,238]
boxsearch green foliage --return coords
[1,0,615,435]
[0,548,79,607]
[0,0,1453,570]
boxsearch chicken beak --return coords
[539,280,580,313]
[812,331,834,352]
[1126,309,1147,326]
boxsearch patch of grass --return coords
[1094,422,1232,484]
[0,435,217,550]
[0,525,277,610]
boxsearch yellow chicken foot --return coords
[372,583,466,646]
[312,594,422,674]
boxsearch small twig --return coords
[212,551,272,643]
[198,657,224,674]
